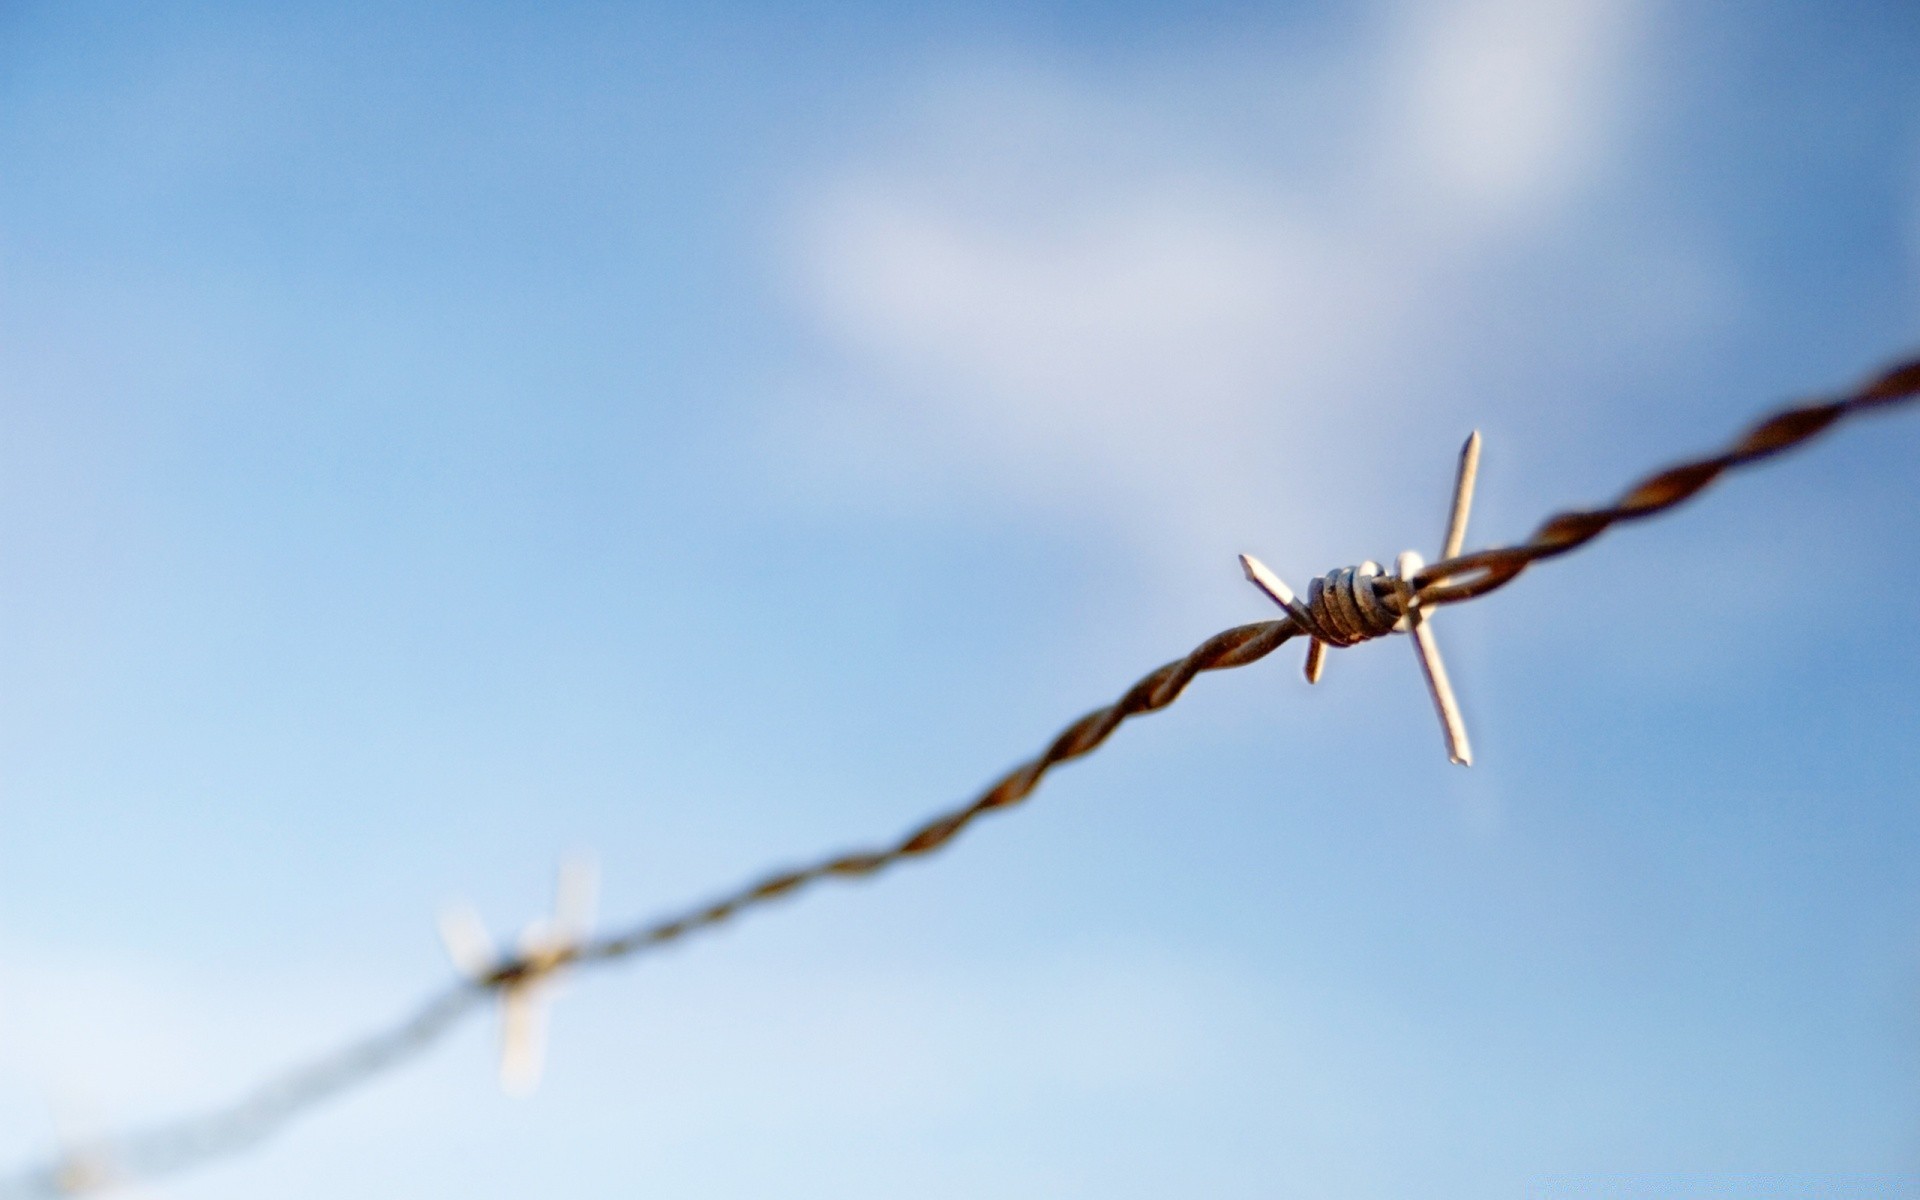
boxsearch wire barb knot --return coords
[1239,430,1484,766]
[1299,563,1405,646]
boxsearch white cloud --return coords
[799,174,1375,478]
[1385,0,1640,219]
[772,0,1701,607]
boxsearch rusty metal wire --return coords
[1406,356,1920,606]
[10,987,485,1195]
[574,617,1297,964]
[5,352,1916,1197]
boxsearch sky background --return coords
[2,1,1919,1196]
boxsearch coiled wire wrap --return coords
[1302,562,1405,646]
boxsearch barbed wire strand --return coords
[7,352,1918,1196]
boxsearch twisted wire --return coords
[0,617,1303,1198]
[2,985,485,1197]
[5,351,1916,1197]
[578,617,1298,964]
[1406,356,1920,606]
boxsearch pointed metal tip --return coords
[1240,554,1296,605]
[1440,432,1484,562]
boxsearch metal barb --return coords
[1238,431,1483,765]
[1238,554,1336,682]
[1302,638,1327,684]
[1442,431,1481,561]
[439,856,598,1095]
[1409,431,1482,766]
[1397,551,1473,766]
[1238,554,1318,637]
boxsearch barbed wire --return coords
[14,987,486,1195]
[1406,356,1920,606]
[6,352,1917,1196]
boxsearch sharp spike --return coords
[1441,431,1482,562]
[1303,638,1327,683]
[1239,553,1320,638]
[1396,551,1473,766]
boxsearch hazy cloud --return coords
[774,0,1682,595]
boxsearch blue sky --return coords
[2,1,1918,1196]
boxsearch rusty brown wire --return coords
[1406,356,1920,606]
[0,983,487,1196]
[575,615,1296,965]
[5,351,1916,1197]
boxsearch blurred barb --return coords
[439,856,599,1095]
[4,351,1917,1197]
